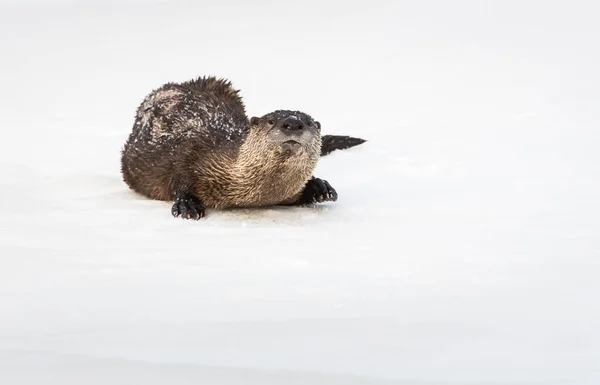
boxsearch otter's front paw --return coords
[300,177,338,204]
[171,195,206,220]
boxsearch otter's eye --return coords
[268,119,275,126]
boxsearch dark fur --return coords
[321,135,366,156]
[121,76,365,219]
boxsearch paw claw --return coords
[300,177,338,205]
[171,195,206,220]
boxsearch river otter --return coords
[121,76,365,219]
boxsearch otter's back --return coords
[128,76,249,150]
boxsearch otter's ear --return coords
[315,121,321,130]
[250,117,260,126]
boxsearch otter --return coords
[120,76,365,219]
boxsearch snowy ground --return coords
[1,0,599,384]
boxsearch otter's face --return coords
[249,110,321,158]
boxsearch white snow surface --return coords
[1,1,599,384]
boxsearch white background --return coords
[1,0,599,384]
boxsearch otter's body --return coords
[121,76,364,219]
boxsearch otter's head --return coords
[248,110,322,159]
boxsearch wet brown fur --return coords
[121,76,321,210]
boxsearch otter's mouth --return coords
[279,139,303,156]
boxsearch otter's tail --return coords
[320,135,366,156]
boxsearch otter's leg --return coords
[284,176,338,206]
[171,190,206,220]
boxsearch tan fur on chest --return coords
[232,160,314,207]
[195,151,318,209]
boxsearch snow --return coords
[1,1,599,384]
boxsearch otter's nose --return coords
[280,117,305,131]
